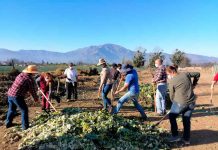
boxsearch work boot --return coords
[167,136,181,143]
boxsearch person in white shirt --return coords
[63,63,78,102]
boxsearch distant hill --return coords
[0,44,218,64]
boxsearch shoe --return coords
[141,115,148,121]
[108,105,113,113]
[167,136,181,143]
[66,99,71,102]
[182,139,190,145]
[6,123,13,128]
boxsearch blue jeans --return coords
[102,84,112,109]
[6,96,29,130]
[156,83,167,114]
[169,102,195,141]
[113,91,146,118]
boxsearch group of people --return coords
[97,58,201,144]
[5,63,78,130]
[6,57,218,145]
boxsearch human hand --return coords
[114,90,119,95]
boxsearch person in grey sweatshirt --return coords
[166,66,200,145]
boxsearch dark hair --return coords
[112,63,118,68]
[166,66,177,73]
[117,64,122,68]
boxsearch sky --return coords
[0,0,218,56]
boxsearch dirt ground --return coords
[0,70,218,150]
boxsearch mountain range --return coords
[0,44,218,64]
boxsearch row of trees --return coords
[132,48,191,68]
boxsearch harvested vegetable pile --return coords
[7,108,170,150]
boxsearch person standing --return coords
[110,63,120,101]
[6,65,39,130]
[152,59,167,115]
[210,72,218,102]
[166,66,200,144]
[97,58,113,111]
[36,72,53,112]
[113,64,147,120]
[63,63,78,102]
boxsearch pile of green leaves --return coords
[139,83,155,107]
[9,108,169,150]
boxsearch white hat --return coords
[97,58,107,66]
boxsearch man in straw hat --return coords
[97,58,113,112]
[6,65,39,130]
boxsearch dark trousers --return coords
[66,82,78,100]
[6,96,29,130]
[169,106,193,141]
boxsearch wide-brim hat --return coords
[97,58,107,66]
[22,65,39,74]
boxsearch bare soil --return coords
[0,71,218,150]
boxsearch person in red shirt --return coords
[36,72,53,112]
[210,73,218,102]
[6,65,39,130]
[211,73,218,88]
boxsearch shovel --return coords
[39,89,57,112]
[147,111,171,130]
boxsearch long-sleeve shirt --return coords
[8,72,38,100]
[153,65,167,83]
[168,72,200,106]
[36,76,52,96]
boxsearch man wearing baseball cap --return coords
[6,65,39,130]
[113,64,147,120]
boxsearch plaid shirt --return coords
[8,72,38,100]
[153,65,167,83]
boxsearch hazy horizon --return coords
[1,0,218,57]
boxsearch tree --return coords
[133,47,146,68]
[171,49,185,67]
[180,56,191,67]
[148,48,165,68]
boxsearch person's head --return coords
[112,63,118,69]
[69,63,74,69]
[120,64,133,76]
[166,66,178,79]
[155,59,163,68]
[43,72,52,82]
[97,58,107,67]
[117,64,122,70]
[22,65,39,76]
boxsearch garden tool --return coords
[39,89,57,112]
[148,111,171,130]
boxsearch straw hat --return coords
[97,58,107,66]
[22,65,39,74]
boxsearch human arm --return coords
[28,78,39,102]
[152,67,166,83]
[115,74,132,95]
[186,72,201,87]
[35,76,41,89]
[168,81,175,102]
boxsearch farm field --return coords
[0,68,217,150]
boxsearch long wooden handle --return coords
[210,88,214,105]
[39,89,57,112]
[57,78,60,93]
[152,84,157,112]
